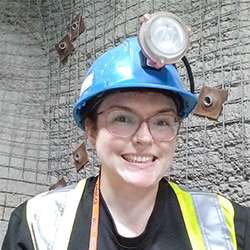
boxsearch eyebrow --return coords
[104,105,177,116]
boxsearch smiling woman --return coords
[87,91,179,238]
[88,91,178,190]
[2,36,250,250]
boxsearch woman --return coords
[2,37,250,250]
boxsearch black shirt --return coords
[2,177,250,250]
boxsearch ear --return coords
[84,118,97,147]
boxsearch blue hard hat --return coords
[73,37,197,129]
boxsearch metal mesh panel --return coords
[0,0,250,244]
[0,0,54,240]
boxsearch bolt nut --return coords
[58,41,67,50]
[72,143,88,172]
[55,35,75,62]
[69,15,85,42]
[193,85,228,120]
[71,22,79,31]
[203,95,213,107]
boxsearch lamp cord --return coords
[182,56,195,94]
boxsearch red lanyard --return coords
[89,176,100,250]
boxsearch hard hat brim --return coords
[73,83,197,130]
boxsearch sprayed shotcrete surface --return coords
[0,0,250,245]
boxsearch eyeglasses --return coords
[97,107,180,142]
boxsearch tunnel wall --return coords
[0,0,249,245]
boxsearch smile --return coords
[122,154,157,163]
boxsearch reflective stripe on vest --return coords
[169,182,237,250]
[26,179,237,250]
[26,179,86,250]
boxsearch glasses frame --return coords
[97,107,181,142]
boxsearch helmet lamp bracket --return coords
[139,12,195,94]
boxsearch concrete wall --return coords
[0,0,55,244]
[0,0,250,246]
[44,0,250,202]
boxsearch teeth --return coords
[123,154,154,163]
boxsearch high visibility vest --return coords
[26,179,237,250]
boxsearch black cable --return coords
[182,56,195,93]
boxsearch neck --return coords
[100,171,159,237]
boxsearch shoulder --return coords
[3,178,97,250]
[2,201,34,250]
[25,177,95,249]
[232,201,250,220]
[26,177,96,218]
[233,201,250,220]
[167,181,250,249]
[10,201,27,221]
[10,177,94,217]
[27,177,97,208]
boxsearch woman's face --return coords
[86,91,179,188]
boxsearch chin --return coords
[120,172,161,189]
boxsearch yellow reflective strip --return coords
[217,195,237,250]
[169,182,206,250]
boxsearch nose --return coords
[132,121,153,145]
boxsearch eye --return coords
[107,110,136,125]
[151,114,176,128]
[114,114,132,123]
[155,119,170,126]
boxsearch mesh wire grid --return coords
[0,0,250,244]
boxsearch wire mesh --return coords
[0,0,250,244]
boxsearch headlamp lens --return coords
[149,17,185,57]
[139,12,190,65]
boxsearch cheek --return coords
[95,129,126,158]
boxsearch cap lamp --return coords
[139,12,191,68]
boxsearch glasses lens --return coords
[106,109,139,137]
[149,113,179,141]
[104,109,179,141]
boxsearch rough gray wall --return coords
[43,0,250,202]
[0,0,250,246]
[174,1,250,204]
[0,0,56,244]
